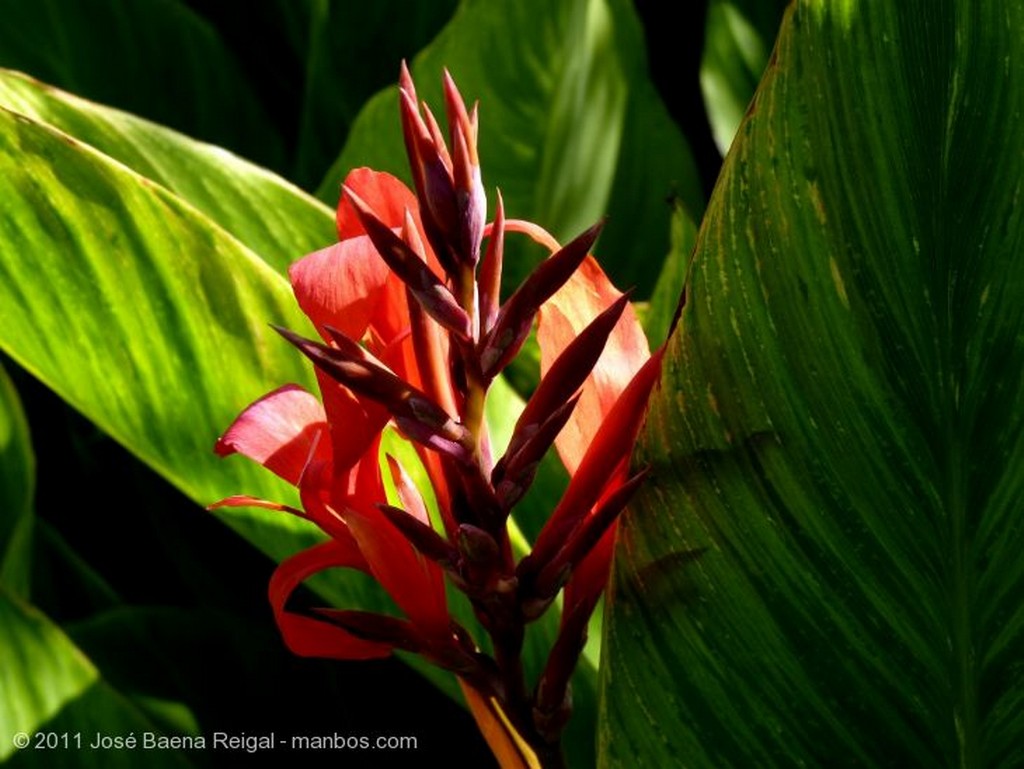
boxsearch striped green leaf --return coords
[601,2,1024,766]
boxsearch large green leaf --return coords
[321,0,703,297]
[0,590,196,768]
[0,362,34,596]
[0,0,284,173]
[0,106,316,537]
[601,2,1024,767]
[0,70,335,274]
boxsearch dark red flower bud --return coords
[504,292,631,464]
[273,325,471,461]
[493,395,580,511]
[343,186,471,339]
[377,504,457,568]
[457,523,500,566]
[479,220,604,379]
[532,469,648,600]
[478,190,505,335]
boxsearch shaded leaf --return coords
[0,361,34,597]
[0,589,195,767]
[602,3,1024,767]
[0,0,284,172]
[294,0,458,188]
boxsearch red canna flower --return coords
[213,167,476,672]
[213,66,665,768]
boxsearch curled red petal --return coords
[214,384,330,486]
[269,540,391,660]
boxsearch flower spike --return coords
[214,66,664,769]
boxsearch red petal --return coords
[269,540,391,660]
[214,384,330,486]
[289,239,391,343]
[315,369,390,475]
[338,436,451,639]
[538,256,650,475]
[335,168,419,239]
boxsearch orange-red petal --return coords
[538,256,650,475]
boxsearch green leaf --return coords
[639,197,698,348]
[320,0,703,297]
[0,0,285,173]
[0,589,196,767]
[601,3,1024,767]
[0,362,34,597]
[0,106,316,538]
[699,0,787,155]
[293,0,458,188]
[0,69,335,275]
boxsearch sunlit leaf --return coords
[0,69,335,274]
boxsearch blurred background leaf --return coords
[0,363,34,597]
[0,0,285,173]
[699,0,787,155]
